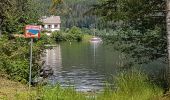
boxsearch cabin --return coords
[41,16,61,33]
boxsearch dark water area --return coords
[42,42,166,92]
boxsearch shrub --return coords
[51,27,84,42]
[68,26,83,42]
[0,35,47,82]
[51,31,66,42]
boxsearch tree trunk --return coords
[167,0,170,89]
[0,18,2,36]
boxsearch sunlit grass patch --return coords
[40,85,88,100]
[97,69,163,100]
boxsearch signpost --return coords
[25,25,41,38]
[25,25,41,90]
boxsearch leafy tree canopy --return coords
[0,0,43,34]
[89,0,167,64]
[89,0,166,31]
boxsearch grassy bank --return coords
[97,69,163,100]
[9,69,164,100]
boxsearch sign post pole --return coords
[24,25,40,91]
[29,38,33,91]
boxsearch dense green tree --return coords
[166,0,170,87]
[0,33,52,82]
[49,0,63,15]
[0,0,43,34]
[89,0,166,31]
[88,0,170,90]
[88,0,167,64]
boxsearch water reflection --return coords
[45,45,62,74]
[91,42,101,65]
[44,42,121,92]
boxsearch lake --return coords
[42,42,156,92]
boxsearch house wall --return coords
[42,23,60,32]
[51,28,60,32]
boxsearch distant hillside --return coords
[38,0,99,28]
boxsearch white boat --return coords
[90,28,102,43]
[90,37,102,43]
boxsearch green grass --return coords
[12,69,163,100]
[14,85,90,100]
[41,85,88,100]
[97,69,163,100]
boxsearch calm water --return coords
[43,42,129,92]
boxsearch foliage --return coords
[0,0,43,34]
[0,34,50,82]
[49,0,63,15]
[51,31,67,41]
[89,0,165,31]
[99,27,167,64]
[51,26,87,42]
[86,0,167,64]
[67,26,83,41]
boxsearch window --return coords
[55,24,58,28]
[42,25,44,28]
[48,25,51,29]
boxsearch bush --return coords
[101,27,166,64]
[68,26,83,41]
[39,33,54,44]
[51,27,84,42]
[0,35,47,82]
[51,31,66,42]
